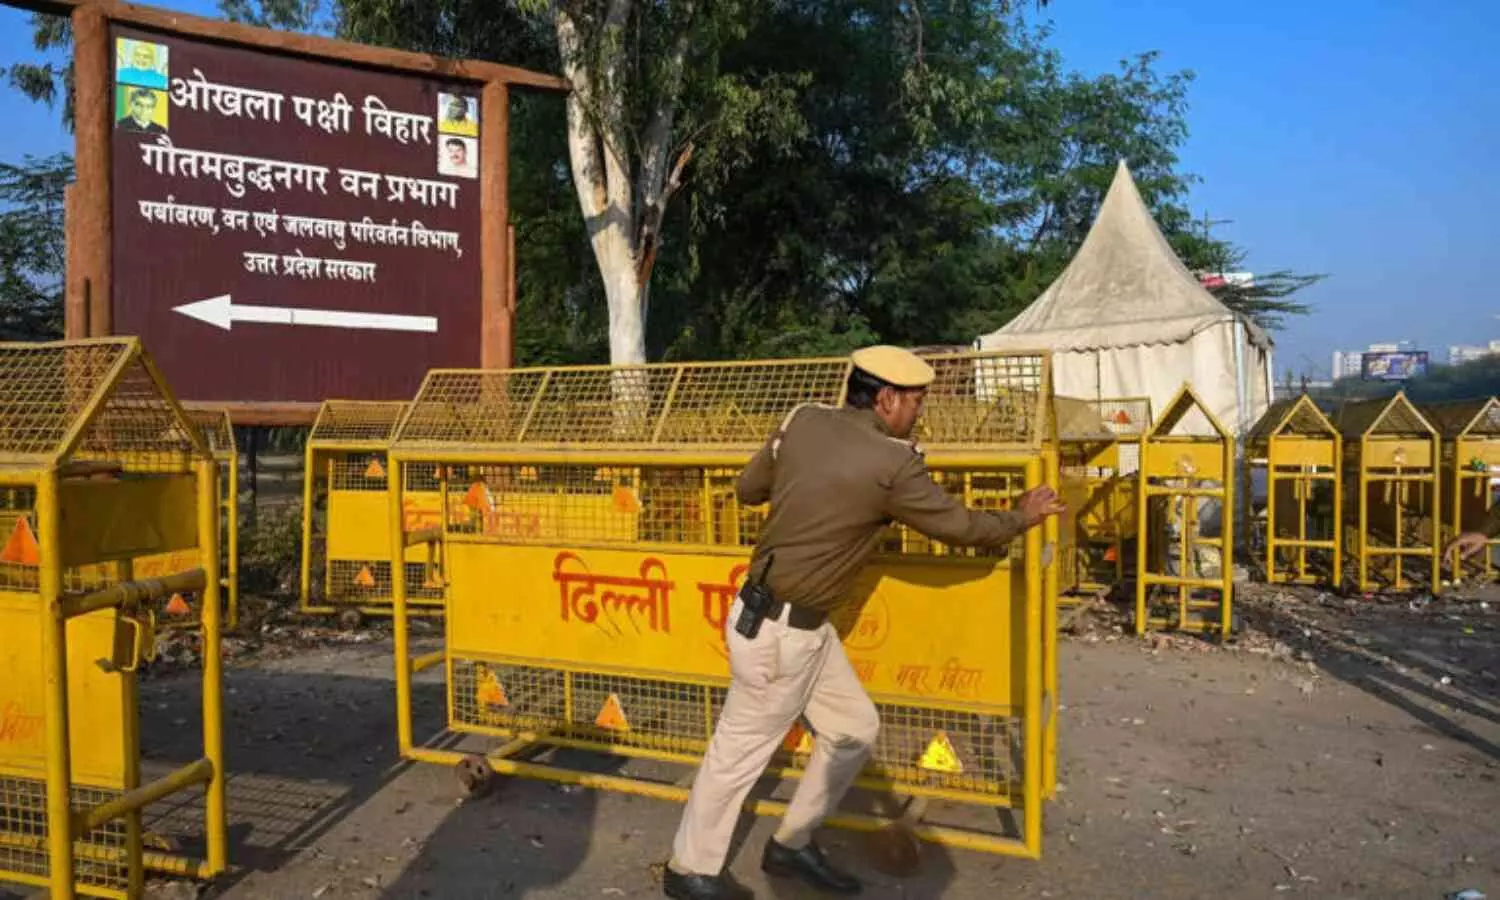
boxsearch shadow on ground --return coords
[1236,586,1500,761]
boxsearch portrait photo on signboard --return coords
[438,135,478,179]
[115,85,169,134]
[437,92,479,137]
[115,37,169,90]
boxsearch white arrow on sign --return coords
[172,294,438,334]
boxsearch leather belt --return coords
[766,598,827,631]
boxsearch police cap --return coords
[850,345,935,389]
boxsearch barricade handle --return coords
[99,609,153,674]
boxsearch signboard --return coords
[1197,271,1254,290]
[1361,351,1429,381]
[109,24,484,404]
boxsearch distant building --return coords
[1332,341,1421,380]
[1331,351,1363,380]
[1449,340,1500,366]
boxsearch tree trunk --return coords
[603,258,647,365]
[556,3,647,368]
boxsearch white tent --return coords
[976,161,1274,438]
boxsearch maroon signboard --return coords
[109,24,484,403]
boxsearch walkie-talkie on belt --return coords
[735,553,776,640]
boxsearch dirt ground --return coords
[4,582,1498,900]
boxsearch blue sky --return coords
[1,0,1495,378]
[1042,0,1500,377]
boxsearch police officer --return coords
[662,345,1066,899]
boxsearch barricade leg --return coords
[389,458,414,755]
[1023,457,1044,856]
[119,557,145,899]
[226,449,240,629]
[37,471,76,899]
[1041,449,1060,799]
[197,459,228,876]
[299,445,317,613]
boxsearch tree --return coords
[0,154,69,340]
[502,0,809,365]
[9,0,1315,367]
[1170,213,1323,332]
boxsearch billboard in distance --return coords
[1197,271,1254,290]
[1361,351,1429,381]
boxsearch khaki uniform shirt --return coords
[738,404,1029,613]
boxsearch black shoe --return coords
[761,838,862,895]
[663,866,754,900]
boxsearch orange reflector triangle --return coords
[919,731,963,774]
[165,593,192,616]
[0,517,39,566]
[1103,546,1118,562]
[477,675,509,708]
[612,485,641,514]
[464,482,491,511]
[353,566,377,589]
[1112,409,1132,425]
[782,723,814,754]
[364,457,386,479]
[594,693,629,732]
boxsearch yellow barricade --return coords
[1247,395,1341,586]
[1333,392,1440,593]
[1054,397,1150,600]
[1420,397,1500,583]
[1135,384,1234,638]
[0,338,227,899]
[298,400,444,618]
[129,409,239,628]
[387,352,1060,859]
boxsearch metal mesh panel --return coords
[654,362,849,444]
[402,462,445,493]
[331,455,389,492]
[1419,398,1500,438]
[920,353,1046,448]
[881,470,1025,558]
[396,369,552,446]
[308,400,407,445]
[0,776,128,892]
[326,559,443,604]
[452,660,1018,797]
[1373,399,1435,437]
[1054,395,1151,442]
[443,464,1024,558]
[396,352,1048,450]
[0,487,37,593]
[860,701,1017,795]
[186,409,235,461]
[0,340,129,461]
[72,356,202,472]
[1281,398,1338,438]
[1052,397,1110,442]
[1335,395,1435,438]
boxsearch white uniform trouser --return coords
[670,595,881,876]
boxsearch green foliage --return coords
[7,0,1317,368]
[239,501,304,594]
[0,153,69,340]
[218,0,326,31]
[8,14,71,131]
[1322,356,1500,405]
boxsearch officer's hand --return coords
[1444,531,1489,561]
[1017,486,1066,528]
